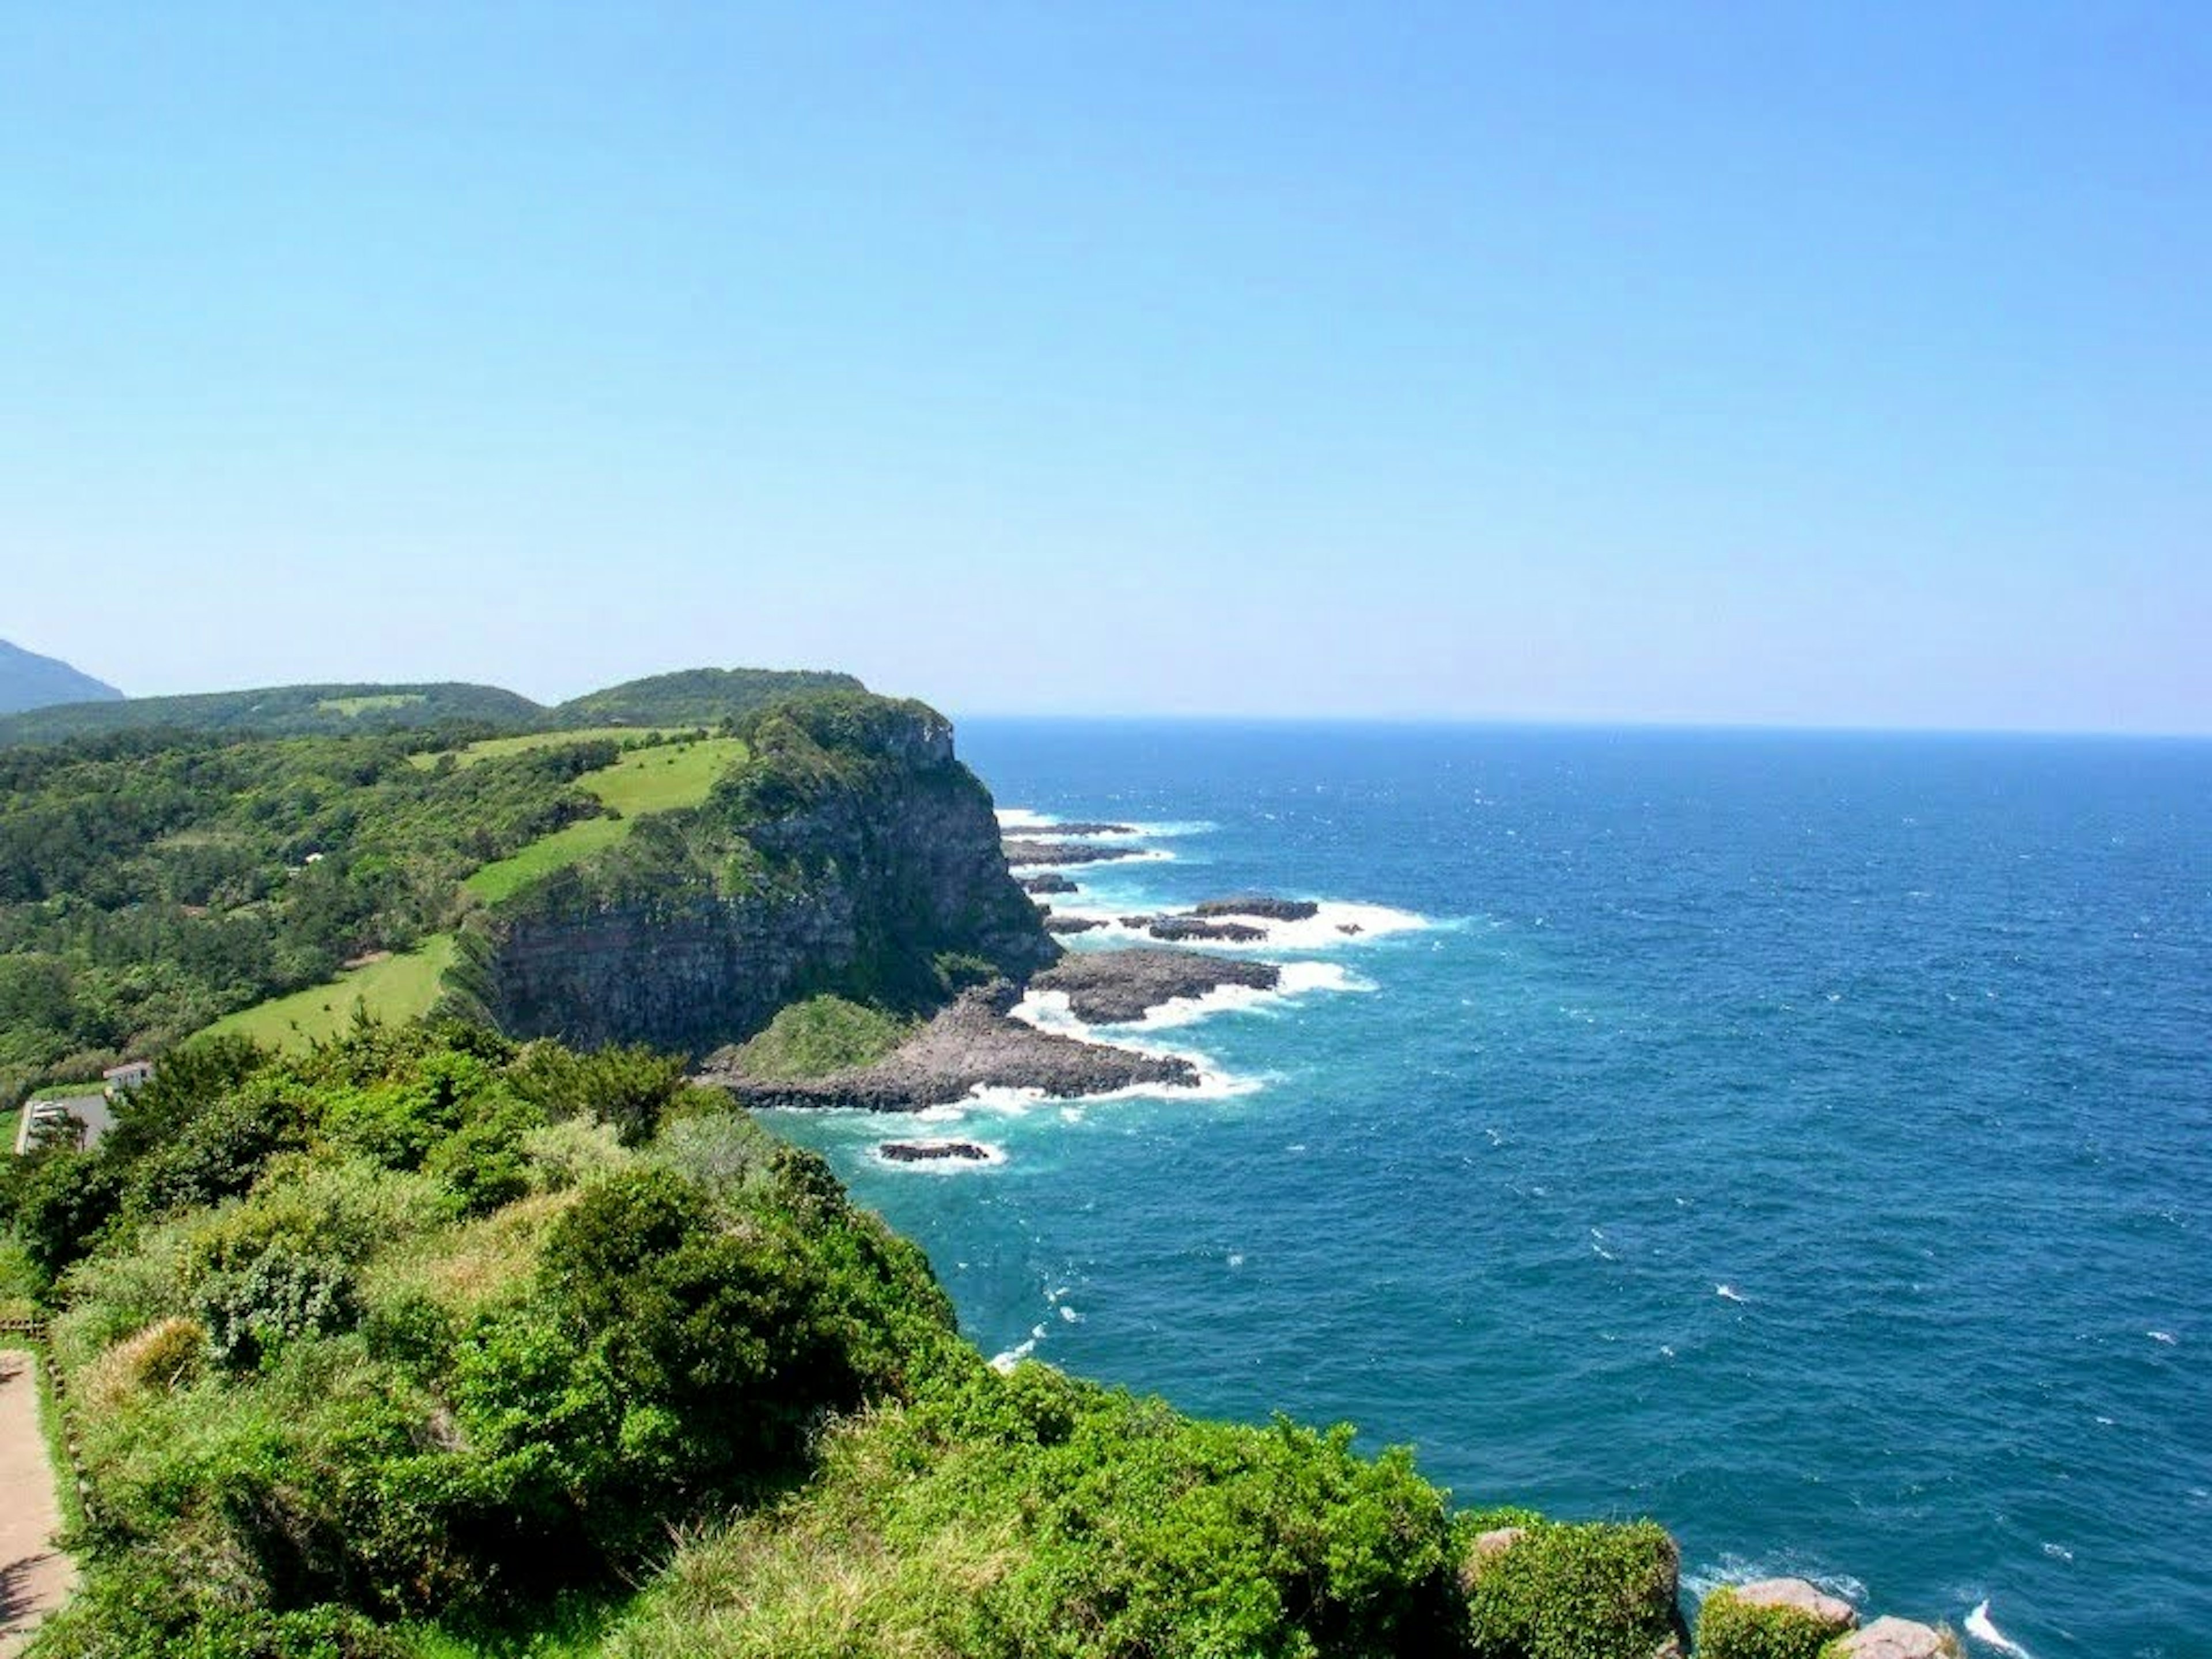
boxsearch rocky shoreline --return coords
[699,981,1196,1111]
[1002,838,1147,868]
[1029,948,1278,1023]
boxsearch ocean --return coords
[764,721,2211,1657]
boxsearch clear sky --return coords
[4,5,2206,731]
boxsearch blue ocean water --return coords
[767,722,2211,1657]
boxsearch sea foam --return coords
[1965,1600,2033,1657]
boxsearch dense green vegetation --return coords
[728,994,917,1079]
[0,730,618,1090]
[0,1022,1683,1657]
[1692,1589,1844,1659]
[0,682,543,747]
[554,667,863,729]
[0,665,868,749]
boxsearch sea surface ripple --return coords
[766,722,2211,1657]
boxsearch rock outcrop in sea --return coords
[699,982,1196,1111]
[1002,838,1146,868]
[1030,948,1279,1023]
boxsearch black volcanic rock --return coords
[1147,917,1267,943]
[1031,948,1279,1024]
[1194,896,1320,922]
[879,1139,994,1163]
[1002,839,1146,868]
[1034,820,1138,837]
[700,982,1195,1111]
[1044,915,1106,935]
[1021,873,1078,895]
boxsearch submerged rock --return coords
[1031,948,1279,1023]
[700,982,1195,1111]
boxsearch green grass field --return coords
[318,693,427,717]
[205,935,459,1050]
[459,737,745,904]
[209,738,747,1043]
[408,726,683,770]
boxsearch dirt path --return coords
[0,1349,76,1657]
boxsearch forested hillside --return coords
[0,683,543,747]
[0,729,623,1093]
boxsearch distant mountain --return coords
[555,666,866,728]
[0,638,124,715]
[0,681,546,746]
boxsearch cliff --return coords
[469,692,1056,1054]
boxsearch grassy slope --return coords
[204,935,461,1047]
[209,737,748,1044]
[408,728,684,770]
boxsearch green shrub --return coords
[1461,1518,1682,1659]
[195,1243,359,1369]
[724,994,914,1080]
[1695,1587,1839,1659]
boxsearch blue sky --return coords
[5,6,2206,730]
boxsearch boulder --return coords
[1732,1578,1858,1635]
[1021,873,1078,895]
[1831,1616,1956,1659]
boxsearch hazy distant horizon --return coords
[6,634,2206,741]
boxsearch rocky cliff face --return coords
[477,694,1056,1055]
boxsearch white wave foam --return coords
[1681,1556,1866,1606]
[2148,1330,2177,1344]
[1086,960,1377,1033]
[1966,1600,2033,1657]
[988,1320,1051,1373]
[1029,899,1431,953]
[1716,1283,1747,1304]
[996,807,1214,839]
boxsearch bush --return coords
[726,995,913,1080]
[195,1244,359,1369]
[1695,1587,1843,1659]
[1461,1519,1683,1659]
